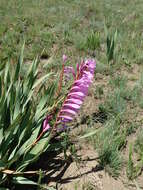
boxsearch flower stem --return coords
[56,63,64,97]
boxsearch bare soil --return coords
[48,141,143,190]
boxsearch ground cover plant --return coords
[0,0,143,189]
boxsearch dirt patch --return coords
[48,142,142,190]
[121,64,143,88]
[56,144,103,190]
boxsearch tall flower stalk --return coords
[43,58,96,134]
[55,59,96,130]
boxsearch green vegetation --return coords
[0,0,143,189]
[0,46,52,187]
[0,0,143,65]
[93,119,125,178]
[0,46,73,189]
[83,73,142,178]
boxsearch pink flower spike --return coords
[54,58,96,130]
[62,54,68,63]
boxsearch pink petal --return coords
[43,122,50,132]
[71,86,81,91]
[65,98,83,105]
[63,54,67,62]
[74,78,85,85]
[70,86,88,95]
[60,109,77,116]
[68,92,85,98]
[58,115,73,121]
[42,114,52,132]
[67,94,84,101]
[63,103,80,110]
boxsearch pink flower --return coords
[42,58,96,133]
[42,115,52,132]
[57,59,96,125]
[62,54,68,63]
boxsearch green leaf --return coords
[13,176,37,185]
[104,22,108,38]
[1,113,24,158]
[8,122,41,168]
[22,89,34,110]
[4,61,10,86]
[32,72,53,89]
[13,42,25,82]
[29,137,50,156]
[0,62,5,72]
[79,129,100,139]
[16,135,51,172]
[4,112,23,135]
[0,160,5,170]
[0,77,2,97]
[0,128,3,145]
[34,107,49,121]
[8,109,33,161]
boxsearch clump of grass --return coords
[109,75,127,88]
[99,74,133,121]
[126,144,135,180]
[126,123,139,136]
[86,31,100,51]
[104,24,118,63]
[99,89,127,120]
[73,32,86,51]
[134,129,143,160]
[91,118,126,178]
[95,61,110,75]
[130,73,143,108]
[110,75,132,100]
[94,84,104,99]
[127,142,143,180]
[74,31,100,53]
